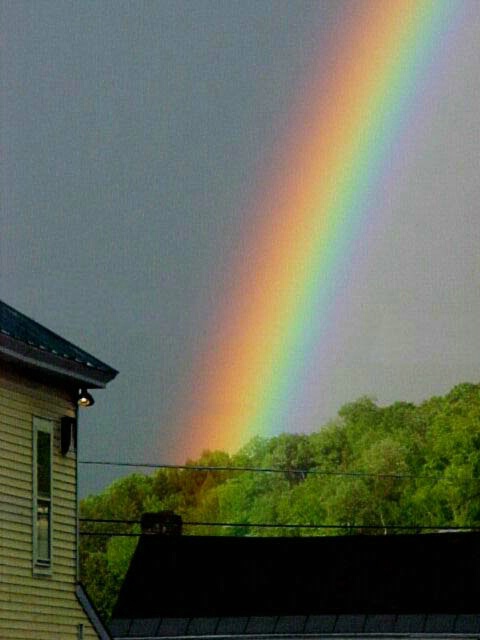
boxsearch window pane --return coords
[37,430,51,497]
[37,499,50,562]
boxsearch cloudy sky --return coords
[2,1,479,497]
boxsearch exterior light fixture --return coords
[78,388,94,407]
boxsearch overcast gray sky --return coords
[2,1,479,497]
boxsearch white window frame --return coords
[33,416,53,575]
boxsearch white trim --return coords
[32,416,54,576]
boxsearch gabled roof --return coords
[0,299,117,388]
[111,532,480,639]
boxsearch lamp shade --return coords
[78,388,95,407]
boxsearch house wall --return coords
[0,364,100,639]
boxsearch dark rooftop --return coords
[0,299,117,387]
[111,613,480,639]
[111,531,480,637]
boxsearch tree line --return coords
[80,382,480,621]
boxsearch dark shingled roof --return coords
[0,299,117,387]
[111,532,480,638]
[110,613,480,639]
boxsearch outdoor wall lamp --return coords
[78,388,95,407]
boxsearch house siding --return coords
[0,366,100,639]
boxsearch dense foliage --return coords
[80,382,480,621]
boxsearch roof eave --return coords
[0,334,117,388]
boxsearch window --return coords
[33,417,53,572]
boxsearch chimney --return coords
[141,511,183,536]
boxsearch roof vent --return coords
[141,511,183,536]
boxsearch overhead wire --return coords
[78,464,480,537]
[78,459,462,481]
[79,517,478,529]
[79,526,480,537]
[79,518,480,535]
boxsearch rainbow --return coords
[176,0,464,457]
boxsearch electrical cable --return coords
[78,459,459,481]
[79,518,480,533]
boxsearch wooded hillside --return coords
[80,382,480,621]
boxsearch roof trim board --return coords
[0,336,113,387]
[0,300,117,387]
[76,583,113,640]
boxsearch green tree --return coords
[80,382,480,620]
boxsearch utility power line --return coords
[79,459,460,481]
[79,517,480,534]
